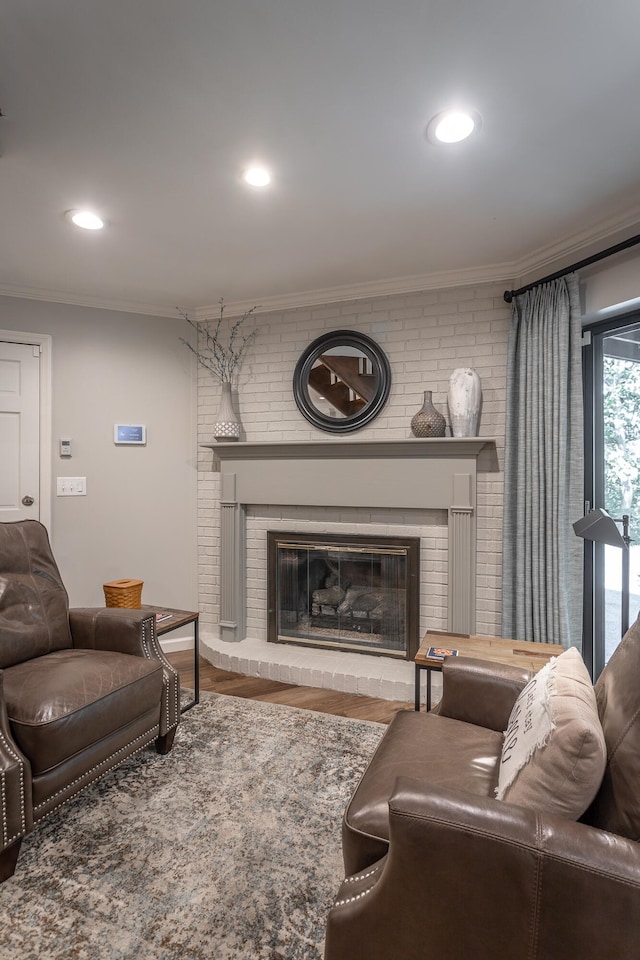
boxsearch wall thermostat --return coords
[114,424,147,445]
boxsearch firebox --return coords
[267,532,420,659]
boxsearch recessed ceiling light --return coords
[242,166,271,187]
[66,209,105,230]
[426,110,481,145]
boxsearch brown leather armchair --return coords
[0,520,180,881]
[325,619,640,959]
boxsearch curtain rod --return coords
[503,231,640,304]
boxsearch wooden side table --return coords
[143,605,200,713]
[414,631,565,711]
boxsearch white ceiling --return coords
[1,0,640,317]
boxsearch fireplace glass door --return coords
[267,532,420,659]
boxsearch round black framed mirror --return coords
[293,330,391,433]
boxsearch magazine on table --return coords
[426,646,459,660]
[155,612,173,623]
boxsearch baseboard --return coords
[159,632,194,654]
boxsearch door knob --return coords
[21,495,35,506]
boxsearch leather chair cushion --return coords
[4,649,163,776]
[344,709,504,845]
[0,521,72,668]
[585,614,640,839]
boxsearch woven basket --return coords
[103,578,143,608]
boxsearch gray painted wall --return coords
[0,295,198,611]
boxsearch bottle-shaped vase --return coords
[410,390,446,438]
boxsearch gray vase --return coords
[410,390,446,438]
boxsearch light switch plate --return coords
[56,477,86,496]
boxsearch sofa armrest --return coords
[70,608,180,735]
[326,777,640,960]
[0,671,33,847]
[70,607,156,656]
[433,656,531,731]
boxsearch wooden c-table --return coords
[414,631,565,711]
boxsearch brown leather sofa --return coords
[0,520,180,881]
[325,618,640,959]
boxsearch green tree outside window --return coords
[603,356,640,543]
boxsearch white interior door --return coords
[0,341,40,521]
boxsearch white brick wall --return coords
[196,281,509,696]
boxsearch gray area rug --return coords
[0,693,384,960]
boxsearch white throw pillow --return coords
[496,647,606,820]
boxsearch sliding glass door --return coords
[583,315,640,677]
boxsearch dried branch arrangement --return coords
[178,299,260,383]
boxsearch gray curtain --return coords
[502,274,583,648]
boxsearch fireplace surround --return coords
[202,438,495,648]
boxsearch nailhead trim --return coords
[32,724,159,823]
[143,617,181,729]
[334,888,374,907]
[0,729,27,848]
[343,864,381,884]
[333,863,382,907]
[0,774,5,846]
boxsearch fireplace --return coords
[205,438,493,650]
[267,532,420,659]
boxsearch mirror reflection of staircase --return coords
[308,355,375,416]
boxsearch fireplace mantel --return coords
[203,437,493,460]
[201,437,497,642]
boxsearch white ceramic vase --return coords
[447,368,481,437]
[213,381,240,441]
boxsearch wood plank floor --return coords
[167,650,413,724]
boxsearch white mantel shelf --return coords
[202,437,495,460]
[205,436,496,643]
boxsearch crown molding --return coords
[0,281,183,319]
[193,262,516,320]
[2,205,640,320]
[506,202,640,290]
[196,208,640,319]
